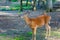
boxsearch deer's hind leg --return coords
[45,24,51,39]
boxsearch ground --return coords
[0,10,60,40]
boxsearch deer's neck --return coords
[24,16,31,24]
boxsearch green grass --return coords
[0,30,60,40]
[51,31,60,38]
[0,34,7,36]
[14,30,60,40]
[14,32,32,40]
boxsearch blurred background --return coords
[0,0,60,40]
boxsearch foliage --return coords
[0,3,32,11]
[52,0,56,3]
[11,0,17,2]
[14,32,32,40]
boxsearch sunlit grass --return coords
[51,31,60,38]
[14,30,60,40]
[0,36,15,40]
[0,30,60,40]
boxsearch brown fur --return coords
[21,12,51,40]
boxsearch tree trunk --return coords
[26,0,28,6]
[33,0,36,11]
[38,0,40,6]
[46,0,53,9]
[20,0,23,11]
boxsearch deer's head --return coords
[21,13,28,19]
[20,11,30,19]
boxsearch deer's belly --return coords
[36,21,45,25]
[39,23,44,26]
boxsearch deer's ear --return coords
[26,11,30,14]
[24,11,30,15]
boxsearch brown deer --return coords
[20,11,51,40]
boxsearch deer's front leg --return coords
[32,28,37,40]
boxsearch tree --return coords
[20,0,23,11]
[38,0,40,6]
[11,0,17,2]
[46,0,53,12]
[33,0,36,11]
[26,0,28,6]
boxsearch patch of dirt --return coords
[47,36,60,40]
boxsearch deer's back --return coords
[29,15,51,28]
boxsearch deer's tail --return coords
[43,11,47,15]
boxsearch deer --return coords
[20,11,51,40]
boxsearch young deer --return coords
[20,11,51,40]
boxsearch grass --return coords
[0,34,14,40]
[14,30,60,40]
[0,30,60,40]
[14,32,32,40]
[51,31,60,38]
[0,34,7,36]
[0,34,15,40]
